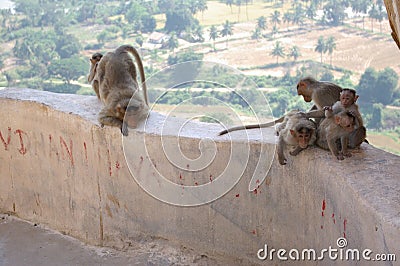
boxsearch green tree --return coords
[315,36,326,63]
[270,10,281,28]
[288,46,301,61]
[270,41,285,64]
[350,0,369,29]
[325,36,336,66]
[323,0,347,26]
[369,103,383,129]
[48,56,87,84]
[209,25,219,51]
[168,32,179,54]
[252,27,262,40]
[306,3,317,22]
[257,16,267,30]
[357,67,378,103]
[375,68,398,105]
[220,20,233,48]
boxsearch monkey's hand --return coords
[289,146,304,156]
[278,156,287,165]
[101,123,105,128]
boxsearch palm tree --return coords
[325,36,336,66]
[225,0,234,13]
[251,27,262,40]
[270,41,285,64]
[220,20,233,48]
[270,10,281,28]
[257,16,267,30]
[209,25,218,51]
[288,46,301,62]
[235,0,242,22]
[283,12,293,26]
[315,36,326,63]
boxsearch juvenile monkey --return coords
[93,44,149,136]
[316,109,355,160]
[88,52,103,99]
[296,77,342,110]
[219,111,316,165]
[305,88,366,149]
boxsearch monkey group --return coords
[219,76,367,165]
[88,44,149,136]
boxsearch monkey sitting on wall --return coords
[316,109,356,160]
[219,110,316,165]
[88,45,149,136]
[304,88,366,150]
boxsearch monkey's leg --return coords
[98,108,128,136]
[340,136,352,157]
[277,136,287,165]
[93,80,100,99]
[348,126,366,149]
[328,138,343,160]
[289,146,305,156]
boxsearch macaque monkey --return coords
[219,111,316,165]
[304,88,366,149]
[316,109,355,160]
[88,52,103,99]
[296,77,342,111]
[91,44,149,136]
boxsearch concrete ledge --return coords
[0,88,399,264]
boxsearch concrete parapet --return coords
[0,88,399,264]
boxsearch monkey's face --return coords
[291,128,313,148]
[340,91,355,108]
[297,82,312,102]
[336,116,354,132]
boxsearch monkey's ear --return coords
[354,95,359,102]
[290,129,296,136]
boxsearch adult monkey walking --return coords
[89,44,149,136]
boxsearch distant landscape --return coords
[0,0,399,154]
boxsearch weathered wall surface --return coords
[0,88,399,264]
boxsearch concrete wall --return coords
[0,88,399,264]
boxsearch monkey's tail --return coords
[218,116,284,136]
[123,45,149,106]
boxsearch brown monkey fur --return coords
[296,77,342,110]
[219,110,316,165]
[316,109,355,160]
[305,88,366,149]
[92,44,149,136]
[88,52,103,99]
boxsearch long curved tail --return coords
[218,116,285,136]
[121,45,149,106]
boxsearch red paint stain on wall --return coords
[235,194,240,198]
[209,174,213,182]
[107,149,112,176]
[83,142,88,162]
[60,136,73,165]
[343,219,347,238]
[0,127,11,150]
[115,161,121,170]
[15,129,28,155]
[321,199,326,217]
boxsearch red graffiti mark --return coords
[115,161,121,170]
[321,225,324,229]
[209,174,213,182]
[343,219,347,238]
[322,199,326,217]
[59,137,73,165]
[253,189,258,195]
[83,142,88,162]
[235,194,240,198]
[194,182,198,186]
[332,213,336,224]
[252,230,256,235]
[49,134,53,157]
[256,179,260,184]
[107,149,112,176]
[0,127,11,150]
[15,129,27,155]
[179,174,183,180]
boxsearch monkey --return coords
[304,88,367,149]
[88,52,103,99]
[296,77,342,111]
[316,109,356,160]
[93,44,149,136]
[219,110,316,165]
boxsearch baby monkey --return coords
[304,88,366,150]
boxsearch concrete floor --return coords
[0,215,226,266]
